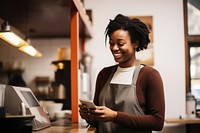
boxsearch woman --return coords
[79,14,165,133]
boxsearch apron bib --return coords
[98,64,151,133]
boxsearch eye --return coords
[118,43,124,46]
[109,41,115,46]
[117,41,126,46]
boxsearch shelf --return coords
[0,0,92,38]
[0,69,24,74]
[0,0,93,123]
[73,0,93,38]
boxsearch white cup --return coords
[45,103,63,120]
[55,110,72,119]
[39,100,55,113]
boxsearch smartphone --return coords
[79,99,96,109]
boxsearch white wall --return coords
[84,0,186,132]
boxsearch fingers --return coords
[79,104,87,109]
[80,112,96,121]
[93,106,105,114]
[92,106,117,122]
[79,106,96,121]
[79,105,115,122]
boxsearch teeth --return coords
[114,53,121,56]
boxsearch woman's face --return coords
[109,29,138,67]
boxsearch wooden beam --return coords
[183,0,190,93]
[70,3,79,123]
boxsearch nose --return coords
[110,44,119,51]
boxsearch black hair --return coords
[105,14,150,52]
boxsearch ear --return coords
[134,41,139,49]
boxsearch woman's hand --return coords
[79,104,117,122]
[79,104,96,121]
[93,106,117,122]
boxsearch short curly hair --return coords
[105,14,150,52]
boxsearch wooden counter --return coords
[165,118,200,133]
[33,119,96,133]
[165,117,200,124]
[33,126,96,133]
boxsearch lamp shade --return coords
[0,21,29,47]
[19,45,42,57]
[0,32,29,47]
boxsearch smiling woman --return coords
[79,14,165,133]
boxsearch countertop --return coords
[165,117,200,133]
[33,119,96,133]
[165,117,200,124]
[33,126,96,133]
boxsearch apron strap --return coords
[132,64,141,86]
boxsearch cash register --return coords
[3,85,51,130]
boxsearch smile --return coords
[113,53,122,58]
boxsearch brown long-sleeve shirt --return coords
[88,64,165,131]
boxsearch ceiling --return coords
[0,0,198,39]
[0,0,90,39]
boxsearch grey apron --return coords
[98,64,151,133]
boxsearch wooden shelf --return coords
[0,0,93,123]
[73,0,93,38]
[0,69,24,73]
[0,0,92,38]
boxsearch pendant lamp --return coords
[0,21,42,57]
[0,21,29,47]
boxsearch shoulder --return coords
[96,65,118,84]
[139,65,162,79]
[98,64,118,76]
[140,65,159,74]
[139,65,163,86]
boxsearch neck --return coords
[118,59,138,68]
